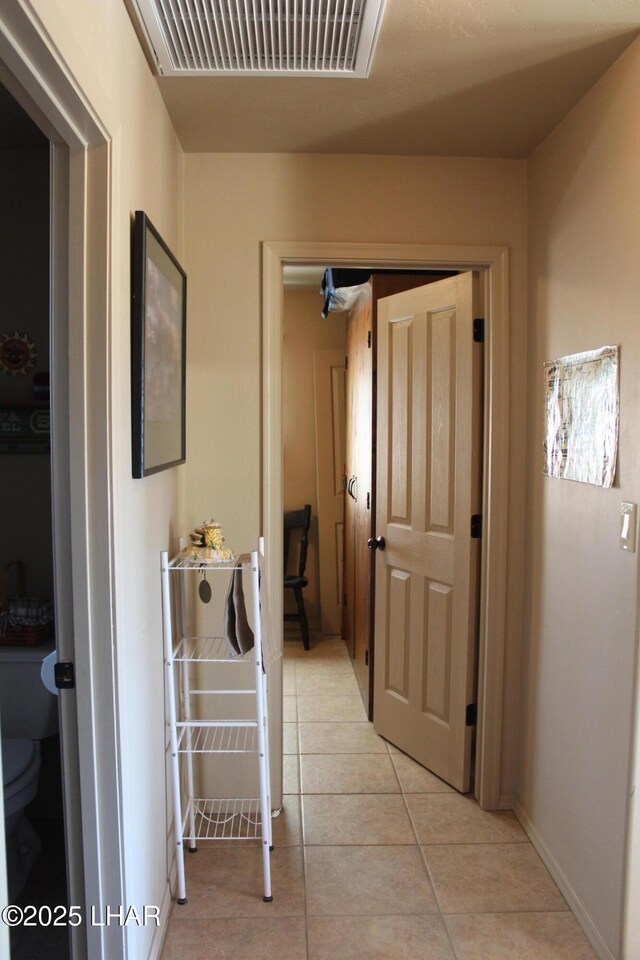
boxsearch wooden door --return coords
[346,287,374,702]
[373,272,482,793]
[313,350,346,635]
[343,274,457,715]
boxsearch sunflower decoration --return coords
[0,332,38,377]
[184,519,235,562]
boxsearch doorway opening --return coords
[0,82,70,960]
[281,267,458,709]
[263,240,510,811]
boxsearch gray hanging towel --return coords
[223,568,254,655]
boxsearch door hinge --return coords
[473,318,485,343]
[345,355,349,370]
[54,661,75,690]
[466,703,477,726]
[366,492,370,510]
[367,330,372,348]
[364,649,369,666]
[471,514,482,539]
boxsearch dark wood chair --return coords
[283,504,312,650]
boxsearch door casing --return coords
[0,4,124,957]
[262,240,510,810]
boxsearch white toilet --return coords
[0,641,59,898]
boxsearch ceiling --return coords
[136,0,640,158]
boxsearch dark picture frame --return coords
[131,210,186,478]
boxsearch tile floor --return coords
[161,634,597,960]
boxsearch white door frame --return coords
[263,240,510,810]
[0,5,124,958]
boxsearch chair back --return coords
[283,505,312,578]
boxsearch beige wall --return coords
[22,2,185,956]
[185,152,528,798]
[523,36,640,958]
[283,287,346,634]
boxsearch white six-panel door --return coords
[373,272,482,793]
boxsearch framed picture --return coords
[131,210,187,478]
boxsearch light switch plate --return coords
[620,502,637,553]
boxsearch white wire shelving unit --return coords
[161,542,273,904]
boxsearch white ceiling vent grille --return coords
[131,0,386,77]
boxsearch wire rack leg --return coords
[162,551,188,904]
[251,551,273,901]
[262,670,273,849]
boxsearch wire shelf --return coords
[162,542,273,901]
[176,722,258,753]
[168,552,252,571]
[173,636,249,662]
[183,798,263,841]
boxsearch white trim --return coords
[146,876,174,960]
[0,4,123,958]
[514,802,616,960]
[50,138,90,960]
[262,240,510,810]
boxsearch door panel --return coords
[342,273,459,717]
[373,272,482,793]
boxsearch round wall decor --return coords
[0,332,38,377]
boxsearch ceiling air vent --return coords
[131,0,386,77]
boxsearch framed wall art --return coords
[131,210,187,478]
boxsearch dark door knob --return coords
[367,536,386,551]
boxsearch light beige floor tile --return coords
[161,916,307,960]
[307,915,455,960]
[299,721,387,754]
[303,794,415,845]
[305,648,351,663]
[406,794,527,844]
[296,659,355,678]
[283,696,298,721]
[297,695,368,722]
[174,845,304,918]
[283,632,307,647]
[283,721,299,754]
[445,912,598,959]
[423,843,568,914]
[391,753,456,794]
[305,846,438,916]
[296,672,360,697]
[283,672,296,695]
[283,638,308,658]
[272,795,302,846]
[283,754,300,793]
[301,635,350,656]
[300,753,400,793]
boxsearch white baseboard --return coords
[514,802,616,960]
[144,879,174,960]
[146,844,177,960]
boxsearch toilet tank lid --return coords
[2,739,36,786]
[0,640,55,664]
